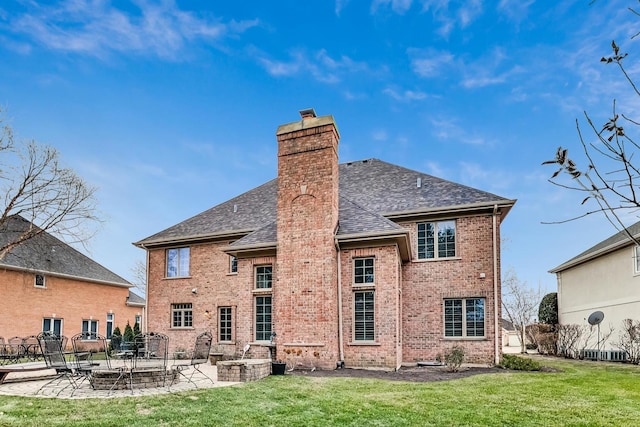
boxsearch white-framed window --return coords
[354,291,375,341]
[135,314,142,327]
[172,303,193,328]
[417,220,456,259]
[444,298,485,338]
[255,296,272,341]
[634,246,640,274]
[219,307,233,342]
[106,314,114,338]
[230,256,238,274]
[354,257,375,285]
[255,265,272,289]
[82,320,98,338]
[42,318,62,336]
[34,274,46,288]
[166,247,190,278]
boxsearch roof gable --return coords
[0,216,130,287]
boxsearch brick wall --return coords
[0,268,140,343]
[400,214,503,364]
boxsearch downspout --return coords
[492,204,500,365]
[144,245,150,334]
[335,239,345,367]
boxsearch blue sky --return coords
[1,0,638,293]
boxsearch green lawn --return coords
[0,357,639,426]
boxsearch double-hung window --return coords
[230,256,238,274]
[353,257,375,341]
[417,220,456,259]
[172,303,193,328]
[255,265,272,289]
[219,307,233,342]
[444,298,485,338]
[82,320,98,338]
[634,246,640,274]
[166,247,190,277]
[106,313,114,338]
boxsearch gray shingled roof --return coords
[127,291,146,306]
[550,220,640,273]
[135,158,514,248]
[0,215,131,287]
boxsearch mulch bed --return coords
[289,365,507,382]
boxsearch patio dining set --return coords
[0,331,214,396]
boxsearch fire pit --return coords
[90,367,179,390]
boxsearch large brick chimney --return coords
[274,109,340,369]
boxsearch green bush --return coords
[539,292,558,325]
[444,346,465,372]
[500,354,541,371]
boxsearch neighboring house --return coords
[0,215,144,342]
[135,110,515,369]
[550,221,640,350]
[501,318,520,349]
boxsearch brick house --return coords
[0,215,144,343]
[135,110,515,369]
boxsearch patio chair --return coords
[71,332,111,375]
[0,337,11,365]
[5,337,25,363]
[133,332,169,386]
[172,331,214,388]
[22,335,41,361]
[36,333,78,396]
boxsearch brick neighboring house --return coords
[0,215,144,343]
[135,110,515,369]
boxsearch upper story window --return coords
[35,274,46,288]
[230,256,238,274]
[635,246,640,274]
[418,220,456,259]
[354,258,375,285]
[255,265,272,289]
[166,247,190,278]
[444,298,485,338]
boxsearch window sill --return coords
[34,286,47,289]
[252,288,272,295]
[162,276,192,280]
[226,272,238,276]
[352,284,375,290]
[170,327,195,331]
[415,257,461,263]
[348,341,381,346]
[442,337,487,341]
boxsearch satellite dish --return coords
[588,311,604,326]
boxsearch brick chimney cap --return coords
[299,108,317,119]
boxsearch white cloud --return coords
[383,87,428,101]
[430,117,489,146]
[420,0,483,37]
[372,129,388,141]
[5,0,259,60]
[256,48,369,84]
[371,0,414,15]
[408,48,455,78]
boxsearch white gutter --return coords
[144,249,150,334]
[335,239,345,366]
[493,204,500,365]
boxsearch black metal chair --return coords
[7,336,24,363]
[36,333,78,396]
[22,335,41,361]
[71,332,111,374]
[172,331,214,388]
[133,332,169,387]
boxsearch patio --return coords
[0,360,240,399]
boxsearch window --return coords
[172,303,193,328]
[354,291,375,341]
[230,256,238,273]
[82,320,98,338]
[166,247,190,277]
[354,258,375,285]
[635,246,640,274]
[42,318,62,336]
[106,314,114,338]
[255,296,272,341]
[135,315,142,327]
[34,274,46,288]
[417,220,456,259]
[255,265,272,289]
[444,298,485,338]
[219,307,233,342]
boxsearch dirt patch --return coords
[289,365,507,382]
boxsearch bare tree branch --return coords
[502,269,543,354]
[0,109,100,260]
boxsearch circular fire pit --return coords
[90,367,179,390]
